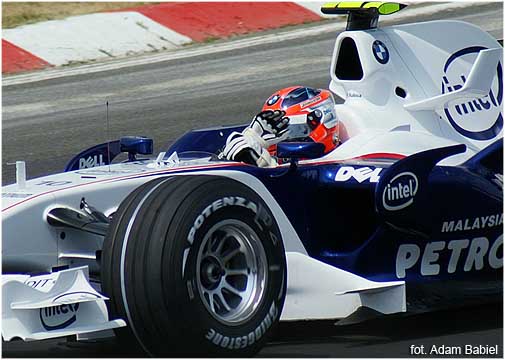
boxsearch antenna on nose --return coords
[106,101,110,172]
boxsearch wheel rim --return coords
[196,219,268,325]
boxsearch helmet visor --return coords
[281,87,321,109]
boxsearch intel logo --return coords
[382,172,418,211]
[442,46,502,141]
[40,303,79,331]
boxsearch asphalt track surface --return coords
[2,3,503,358]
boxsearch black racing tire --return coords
[101,175,286,357]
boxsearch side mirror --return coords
[120,136,153,161]
[277,142,325,159]
[64,136,154,172]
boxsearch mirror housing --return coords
[277,142,325,159]
[120,136,153,159]
[64,136,154,172]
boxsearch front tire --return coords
[101,175,286,356]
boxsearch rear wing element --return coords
[321,2,407,30]
[405,48,503,112]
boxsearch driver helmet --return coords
[262,86,340,154]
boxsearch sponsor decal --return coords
[2,192,33,198]
[266,94,280,106]
[322,108,332,116]
[382,172,418,211]
[334,166,382,183]
[396,235,502,278]
[187,196,258,244]
[442,46,503,140]
[312,99,337,126]
[25,278,55,291]
[441,214,503,233]
[300,95,322,109]
[372,40,389,64]
[321,107,336,125]
[40,303,80,331]
[36,180,72,186]
[205,303,278,349]
[79,155,105,169]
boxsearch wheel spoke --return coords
[209,293,217,314]
[202,239,211,257]
[213,235,227,256]
[206,234,220,255]
[224,280,245,297]
[222,247,241,262]
[225,268,248,276]
[217,291,232,311]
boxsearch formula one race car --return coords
[2,2,503,357]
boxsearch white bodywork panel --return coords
[281,253,405,321]
[328,20,502,163]
[2,162,309,273]
[2,158,406,338]
[2,267,125,341]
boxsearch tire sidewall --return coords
[167,186,286,354]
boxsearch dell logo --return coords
[382,172,418,211]
[79,154,105,169]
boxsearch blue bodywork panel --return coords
[221,140,503,310]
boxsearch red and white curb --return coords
[2,2,482,76]
[2,2,322,74]
[2,40,51,73]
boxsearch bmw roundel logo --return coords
[372,40,389,64]
[267,94,280,106]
